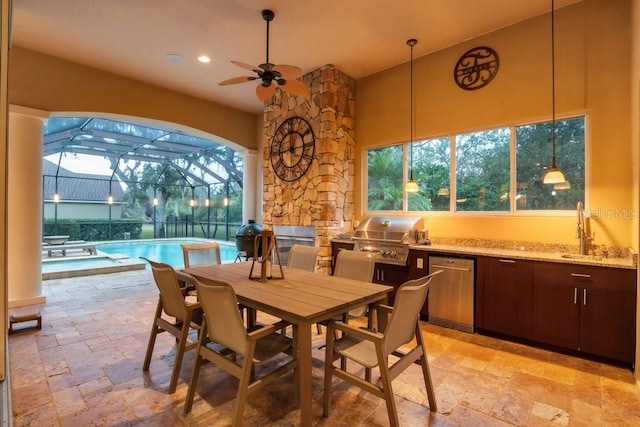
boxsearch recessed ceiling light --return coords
[198,55,211,63]
[166,53,186,64]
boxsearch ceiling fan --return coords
[219,9,311,102]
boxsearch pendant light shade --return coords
[404,38,419,193]
[542,0,566,185]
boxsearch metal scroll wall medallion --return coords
[454,46,499,90]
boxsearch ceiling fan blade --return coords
[231,60,264,73]
[219,76,257,86]
[279,79,311,98]
[256,83,276,102]
[273,64,303,80]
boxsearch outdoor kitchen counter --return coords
[410,244,637,270]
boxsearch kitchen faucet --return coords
[576,201,594,255]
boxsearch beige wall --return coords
[8,46,259,151]
[356,0,634,249]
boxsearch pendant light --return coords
[543,0,566,184]
[405,38,419,193]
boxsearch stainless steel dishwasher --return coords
[428,256,475,333]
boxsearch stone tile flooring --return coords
[8,269,640,426]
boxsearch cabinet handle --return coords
[430,264,471,272]
[381,270,385,281]
[570,273,591,278]
[583,289,587,306]
[573,287,578,304]
[498,259,516,263]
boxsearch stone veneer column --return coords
[8,106,47,307]
[263,65,355,274]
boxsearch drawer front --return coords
[533,262,635,291]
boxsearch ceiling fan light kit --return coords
[219,9,310,102]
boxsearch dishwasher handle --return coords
[430,263,471,272]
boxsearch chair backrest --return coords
[287,244,320,272]
[181,242,221,268]
[142,257,188,321]
[333,250,376,282]
[382,270,442,355]
[195,278,248,355]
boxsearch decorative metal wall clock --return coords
[454,46,499,90]
[270,116,315,182]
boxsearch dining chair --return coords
[322,271,442,427]
[183,278,298,425]
[181,241,222,268]
[142,257,203,394]
[287,244,320,272]
[317,249,376,335]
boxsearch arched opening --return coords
[43,114,245,242]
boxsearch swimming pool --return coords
[96,239,238,268]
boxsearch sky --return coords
[46,153,114,176]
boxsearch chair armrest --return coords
[373,303,393,314]
[185,301,201,310]
[247,320,291,341]
[330,320,383,342]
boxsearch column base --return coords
[8,295,46,309]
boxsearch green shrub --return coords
[43,219,143,241]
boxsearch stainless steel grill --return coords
[352,216,425,265]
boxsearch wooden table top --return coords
[183,261,392,324]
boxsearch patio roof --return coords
[44,116,243,187]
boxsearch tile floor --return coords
[8,269,640,426]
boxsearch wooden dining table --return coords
[182,261,392,427]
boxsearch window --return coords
[515,117,585,210]
[365,116,585,213]
[455,128,510,212]
[367,145,403,211]
[409,137,450,212]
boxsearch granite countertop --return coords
[410,244,637,269]
[332,236,637,269]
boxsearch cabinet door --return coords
[482,257,533,339]
[579,287,636,363]
[374,264,409,306]
[532,281,579,350]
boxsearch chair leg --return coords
[168,316,192,394]
[316,323,322,334]
[233,344,256,427]
[292,324,300,408]
[184,351,205,414]
[416,326,437,411]
[143,299,163,371]
[377,354,400,427]
[322,324,336,418]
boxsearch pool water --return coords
[96,239,239,268]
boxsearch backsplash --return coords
[428,237,634,260]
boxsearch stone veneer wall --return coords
[262,65,355,274]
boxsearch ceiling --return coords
[12,0,582,115]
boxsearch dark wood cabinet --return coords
[532,262,636,364]
[481,257,533,339]
[373,263,409,305]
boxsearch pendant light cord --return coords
[551,0,557,165]
[408,39,417,180]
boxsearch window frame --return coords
[362,112,589,217]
